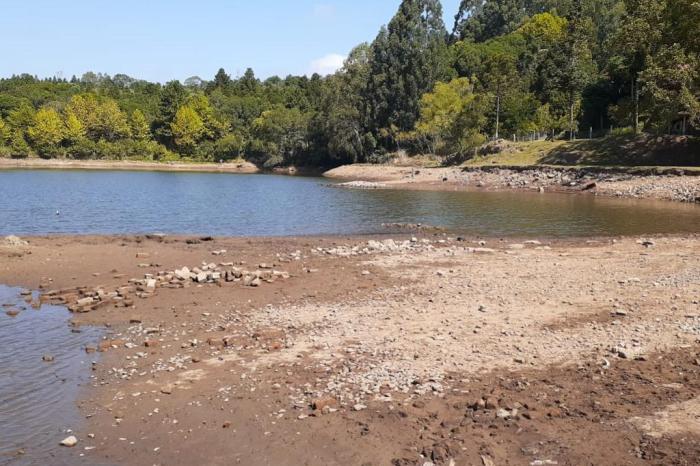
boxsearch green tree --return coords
[482,52,520,138]
[365,0,449,141]
[95,100,131,141]
[171,105,206,153]
[153,81,187,147]
[609,0,664,133]
[453,0,530,42]
[28,107,64,151]
[130,109,151,140]
[314,44,373,164]
[639,44,700,134]
[0,117,9,144]
[250,106,310,167]
[411,77,489,156]
[64,110,86,144]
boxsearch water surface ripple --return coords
[0,169,699,237]
[0,285,101,465]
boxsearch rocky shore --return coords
[326,164,700,203]
[1,233,699,465]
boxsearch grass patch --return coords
[462,134,700,170]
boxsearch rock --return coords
[496,408,511,419]
[76,297,95,306]
[195,272,208,283]
[42,354,55,362]
[353,403,368,411]
[145,279,157,289]
[5,309,20,317]
[3,235,28,247]
[60,436,78,447]
[484,397,499,410]
[312,397,338,412]
[161,384,174,395]
[174,267,191,280]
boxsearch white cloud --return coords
[309,53,346,76]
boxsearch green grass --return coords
[462,134,700,170]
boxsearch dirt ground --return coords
[1,233,699,466]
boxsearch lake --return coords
[1,169,699,237]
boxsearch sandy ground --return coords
[0,158,260,174]
[1,233,700,466]
[324,164,700,203]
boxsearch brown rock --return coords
[312,397,339,412]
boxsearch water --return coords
[0,286,102,466]
[0,169,699,237]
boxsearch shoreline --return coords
[1,233,699,464]
[325,163,700,203]
[0,157,261,174]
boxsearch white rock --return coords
[60,436,78,447]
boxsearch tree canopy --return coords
[0,0,698,164]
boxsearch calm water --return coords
[0,286,102,466]
[0,169,699,237]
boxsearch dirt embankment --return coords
[325,164,700,203]
[0,158,260,174]
[1,233,699,465]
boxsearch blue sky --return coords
[0,0,461,82]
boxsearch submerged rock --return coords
[60,436,78,447]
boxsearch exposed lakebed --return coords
[0,169,699,237]
[0,285,101,465]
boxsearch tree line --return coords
[0,0,697,167]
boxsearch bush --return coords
[65,138,174,161]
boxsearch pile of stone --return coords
[42,262,291,313]
[315,238,434,257]
[335,180,388,189]
[42,286,133,313]
[173,263,290,287]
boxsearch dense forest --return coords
[0,0,698,167]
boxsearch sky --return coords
[0,0,461,83]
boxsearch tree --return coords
[549,2,597,139]
[0,117,9,144]
[28,107,64,153]
[95,100,131,141]
[250,106,310,167]
[171,105,206,153]
[482,52,520,138]
[7,102,36,135]
[314,44,373,164]
[213,68,232,90]
[153,81,187,146]
[453,0,530,42]
[130,109,151,140]
[365,0,449,142]
[65,94,99,137]
[63,110,86,143]
[639,44,700,134]
[411,77,489,156]
[609,0,664,133]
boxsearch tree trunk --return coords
[569,100,575,141]
[633,78,640,134]
[495,94,500,140]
